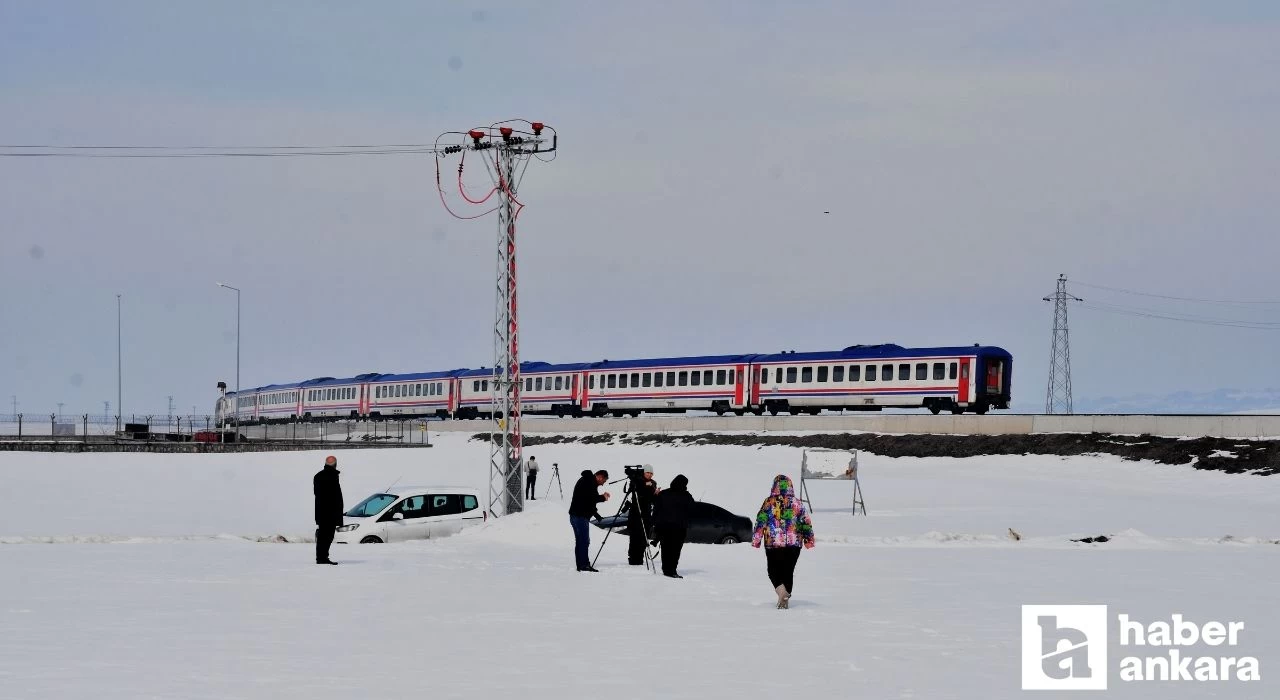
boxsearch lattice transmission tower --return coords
[435,120,557,517]
[1043,274,1082,414]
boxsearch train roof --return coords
[374,369,470,382]
[457,361,594,378]
[754,344,1012,363]
[580,354,759,371]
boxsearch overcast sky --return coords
[2,1,1278,417]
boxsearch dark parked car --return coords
[594,501,753,545]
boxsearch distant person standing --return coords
[751,474,815,608]
[568,469,611,572]
[313,455,344,565]
[526,456,540,501]
[652,474,696,578]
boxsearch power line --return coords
[1071,280,1280,306]
[1078,301,1280,330]
[0,148,439,158]
[0,143,433,149]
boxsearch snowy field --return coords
[2,433,1278,699]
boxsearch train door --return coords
[447,379,460,415]
[569,374,579,405]
[749,365,762,407]
[985,359,1004,396]
[253,396,261,422]
[732,364,746,409]
[580,371,591,410]
[957,358,971,404]
[297,390,304,419]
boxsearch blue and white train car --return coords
[215,343,1013,424]
[751,344,1011,415]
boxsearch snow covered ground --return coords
[2,433,1277,698]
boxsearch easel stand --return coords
[799,449,867,516]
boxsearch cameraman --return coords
[569,469,610,572]
[625,465,659,566]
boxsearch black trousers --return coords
[526,473,538,499]
[765,546,802,594]
[316,525,335,562]
[628,513,653,564]
[658,525,686,575]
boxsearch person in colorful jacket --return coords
[751,474,815,609]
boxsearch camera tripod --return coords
[544,462,563,499]
[590,474,658,574]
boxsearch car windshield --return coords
[344,493,397,517]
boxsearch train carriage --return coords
[215,343,1013,425]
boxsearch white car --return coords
[334,486,485,544]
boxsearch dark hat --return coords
[671,474,689,489]
[594,469,610,479]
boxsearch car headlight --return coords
[336,524,359,532]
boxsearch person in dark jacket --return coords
[651,474,696,578]
[313,455,344,565]
[626,465,659,565]
[526,456,539,500]
[568,469,610,572]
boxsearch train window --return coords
[916,363,927,381]
[866,365,877,381]
[774,367,783,384]
[715,370,726,385]
[678,371,688,386]
[619,374,628,388]
[472,381,479,392]
[833,366,844,382]
[554,377,562,391]
[642,373,651,388]
[950,362,958,380]
[690,371,701,386]
[786,367,797,383]
[801,367,813,383]
[878,364,890,381]
[933,363,946,380]
[666,371,676,386]
[898,364,910,381]
[729,369,735,383]
[524,378,532,392]
[531,378,538,391]
[817,366,828,382]
[608,374,617,389]
[589,375,595,390]
[631,373,640,387]
[654,372,664,387]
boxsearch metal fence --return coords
[0,415,432,445]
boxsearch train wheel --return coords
[950,405,965,415]
[928,403,942,415]
[973,403,989,415]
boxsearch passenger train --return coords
[214,344,1012,425]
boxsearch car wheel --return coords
[718,534,740,545]
[359,536,383,544]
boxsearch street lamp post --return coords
[116,294,122,433]
[217,282,241,442]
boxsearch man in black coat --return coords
[626,466,659,565]
[651,474,695,578]
[568,469,610,572]
[313,455,344,565]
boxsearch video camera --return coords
[623,465,646,478]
